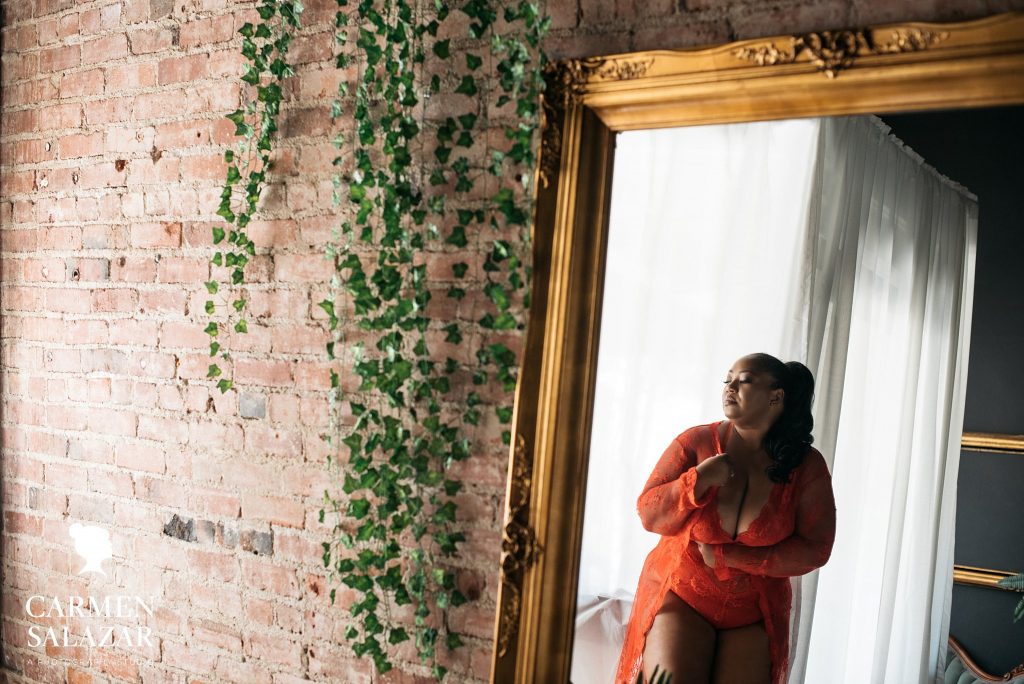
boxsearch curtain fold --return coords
[799,116,977,684]
[571,115,977,684]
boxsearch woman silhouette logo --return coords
[69,523,112,576]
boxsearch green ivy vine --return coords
[205,0,303,390]
[205,0,548,679]
[320,0,549,679]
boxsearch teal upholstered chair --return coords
[946,636,1024,683]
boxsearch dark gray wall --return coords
[882,106,1024,675]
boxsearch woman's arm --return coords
[716,468,836,577]
[637,430,729,536]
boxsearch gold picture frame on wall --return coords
[489,13,1024,684]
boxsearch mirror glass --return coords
[568,105,1023,683]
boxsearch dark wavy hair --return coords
[746,353,815,483]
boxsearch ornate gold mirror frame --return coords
[490,13,1024,683]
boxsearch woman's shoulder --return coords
[674,421,723,448]
[795,446,832,483]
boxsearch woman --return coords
[614,353,837,684]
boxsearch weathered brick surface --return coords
[2,0,1022,682]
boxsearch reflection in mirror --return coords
[571,115,978,683]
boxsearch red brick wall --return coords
[1,0,1021,682]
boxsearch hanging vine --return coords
[320,0,549,679]
[205,0,302,390]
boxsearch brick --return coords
[187,549,240,583]
[40,44,80,73]
[115,441,166,473]
[91,287,137,312]
[111,255,158,281]
[155,120,210,148]
[180,16,236,48]
[93,647,139,681]
[157,257,208,283]
[178,152,226,181]
[162,640,218,674]
[86,96,132,124]
[270,324,329,355]
[189,617,242,651]
[5,511,45,536]
[138,414,189,443]
[80,4,122,34]
[105,125,156,153]
[241,557,300,598]
[67,257,110,282]
[189,487,241,518]
[38,102,83,130]
[241,493,304,528]
[60,68,105,98]
[247,632,302,668]
[214,657,274,684]
[159,320,208,349]
[273,253,334,282]
[234,359,292,387]
[158,54,209,85]
[128,28,173,55]
[38,225,84,249]
[130,221,182,248]
[239,392,266,419]
[81,35,129,65]
[88,467,134,498]
[105,62,158,91]
[243,423,302,457]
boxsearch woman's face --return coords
[721,356,784,426]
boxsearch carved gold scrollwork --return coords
[538,64,568,189]
[538,57,654,187]
[735,27,948,78]
[496,433,539,657]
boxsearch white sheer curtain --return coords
[798,117,977,684]
[571,116,977,684]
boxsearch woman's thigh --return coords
[710,621,770,684]
[642,591,716,684]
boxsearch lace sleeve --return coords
[720,455,836,577]
[637,431,715,536]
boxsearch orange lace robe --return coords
[614,421,836,684]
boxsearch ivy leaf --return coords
[432,501,456,524]
[205,300,215,315]
[432,39,450,58]
[465,53,482,70]
[446,226,467,247]
[348,499,371,519]
[443,324,462,344]
[454,76,478,96]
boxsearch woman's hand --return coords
[697,542,717,568]
[695,452,734,490]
